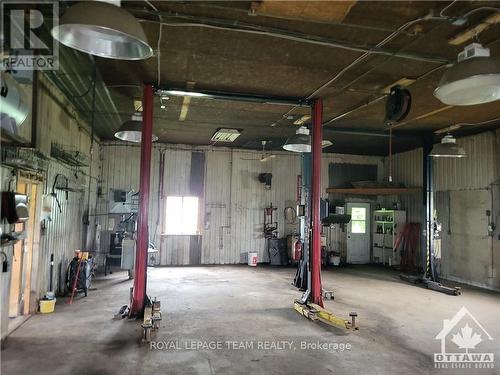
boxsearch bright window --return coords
[164,196,199,235]
[351,207,366,234]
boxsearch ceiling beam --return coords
[249,1,356,23]
[448,13,500,45]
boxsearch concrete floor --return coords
[2,265,499,375]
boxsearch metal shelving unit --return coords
[372,209,406,266]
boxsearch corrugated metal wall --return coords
[99,144,383,266]
[1,75,99,339]
[386,131,499,290]
[324,154,385,259]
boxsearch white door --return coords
[346,203,371,264]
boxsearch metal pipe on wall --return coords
[130,84,154,317]
[310,98,323,307]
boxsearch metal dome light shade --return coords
[283,126,311,153]
[114,120,158,143]
[429,135,466,158]
[51,1,153,60]
[434,44,500,106]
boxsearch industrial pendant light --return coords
[0,72,29,128]
[283,126,311,153]
[114,114,158,143]
[429,134,466,158]
[434,43,500,106]
[51,1,153,60]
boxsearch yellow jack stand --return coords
[294,301,358,330]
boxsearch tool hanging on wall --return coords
[264,204,278,239]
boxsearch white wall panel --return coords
[1,75,99,340]
[434,132,497,191]
[386,131,499,290]
[99,144,383,266]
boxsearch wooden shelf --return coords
[326,187,421,195]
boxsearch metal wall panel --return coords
[434,131,497,191]
[34,82,100,297]
[99,145,383,265]
[1,77,99,340]
[202,150,232,264]
[387,131,499,289]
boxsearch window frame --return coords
[163,195,200,236]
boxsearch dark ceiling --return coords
[60,1,500,155]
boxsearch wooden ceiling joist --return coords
[326,187,422,195]
[448,13,500,45]
[250,1,357,23]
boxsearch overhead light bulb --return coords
[51,1,153,60]
[434,43,500,106]
[429,134,466,158]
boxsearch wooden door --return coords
[8,181,38,317]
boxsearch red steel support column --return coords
[311,98,324,307]
[130,84,154,317]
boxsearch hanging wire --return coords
[145,0,163,86]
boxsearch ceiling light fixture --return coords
[51,1,153,60]
[0,72,29,128]
[429,134,466,158]
[163,90,211,98]
[293,115,311,126]
[211,128,241,143]
[283,126,311,153]
[114,114,158,143]
[322,140,333,148]
[434,43,500,105]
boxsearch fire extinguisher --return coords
[294,240,302,262]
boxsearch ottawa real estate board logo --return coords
[434,306,494,369]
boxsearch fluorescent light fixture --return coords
[163,90,211,98]
[322,140,333,148]
[283,126,311,153]
[51,1,153,60]
[429,135,466,158]
[211,128,241,142]
[434,43,500,105]
[114,120,158,143]
[293,115,311,125]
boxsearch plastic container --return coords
[248,252,258,267]
[39,298,56,313]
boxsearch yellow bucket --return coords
[39,299,56,314]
